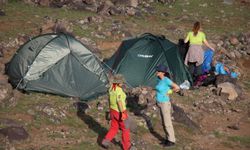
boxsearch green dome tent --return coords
[6,33,108,100]
[106,33,192,87]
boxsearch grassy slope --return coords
[1,0,250,42]
[0,0,250,149]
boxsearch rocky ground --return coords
[0,0,250,150]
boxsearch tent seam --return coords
[65,35,108,84]
[15,33,61,89]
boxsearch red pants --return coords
[104,109,131,150]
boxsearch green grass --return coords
[213,131,225,138]
[61,116,84,128]
[0,1,95,41]
[243,80,250,90]
[0,123,7,129]
[151,0,250,38]
[1,0,249,43]
[228,136,250,147]
[65,141,100,150]
[6,93,68,113]
[47,131,64,139]
[222,141,235,149]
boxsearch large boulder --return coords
[38,0,52,6]
[0,127,29,142]
[217,82,238,100]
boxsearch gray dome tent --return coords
[106,33,192,87]
[6,33,108,100]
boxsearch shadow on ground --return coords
[74,101,122,149]
[126,96,166,143]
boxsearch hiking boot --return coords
[164,141,175,147]
[160,140,175,147]
[101,139,111,149]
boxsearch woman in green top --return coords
[102,74,131,150]
[184,21,215,82]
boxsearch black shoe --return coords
[160,140,174,145]
[161,140,175,147]
[159,140,168,145]
[164,141,175,147]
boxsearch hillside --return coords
[0,0,250,150]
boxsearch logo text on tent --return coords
[137,54,153,58]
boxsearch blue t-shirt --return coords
[155,77,173,102]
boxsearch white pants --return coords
[158,101,176,143]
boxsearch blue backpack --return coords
[202,49,214,74]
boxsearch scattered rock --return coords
[35,103,67,124]
[227,124,240,130]
[0,84,15,108]
[39,0,51,6]
[0,9,6,16]
[130,0,139,7]
[126,7,137,16]
[227,51,236,59]
[52,19,74,35]
[229,37,239,45]
[97,1,114,15]
[96,101,104,110]
[234,50,242,58]
[73,101,90,114]
[223,0,233,5]
[20,0,175,17]
[246,49,250,55]
[240,0,250,4]
[217,40,224,47]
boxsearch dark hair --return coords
[192,21,200,36]
[164,72,170,78]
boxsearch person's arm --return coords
[117,99,125,112]
[172,82,180,92]
[184,32,190,43]
[117,94,127,120]
[203,40,215,51]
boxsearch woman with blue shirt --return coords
[155,64,180,147]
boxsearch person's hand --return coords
[121,112,128,120]
[173,86,180,93]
